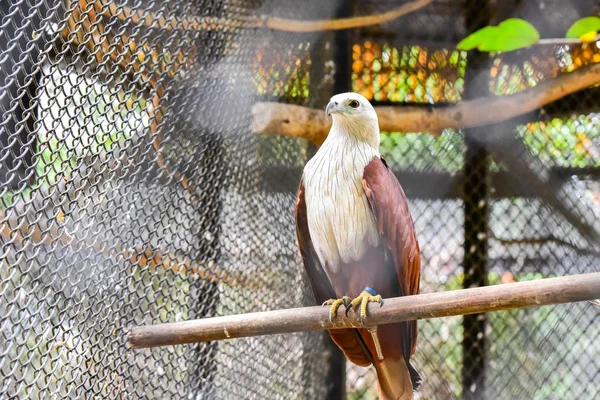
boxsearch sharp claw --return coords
[342,292,384,322]
[324,297,356,322]
[342,296,350,308]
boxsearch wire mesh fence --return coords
[0,0,598,399]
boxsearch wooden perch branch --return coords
[252,63,600,146]
[97,0,431,32]
[127,272,600,348]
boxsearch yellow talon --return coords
[345,290,384,326]
[322,296,351,322]
[344,289,385,361]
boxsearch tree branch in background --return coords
[62,1,207,206]
[262,0,432,32]
[252,63,600,146]
[96,0,432,32]
[537,35,600,46]
[490,233,600,255]
[0,211,243,286]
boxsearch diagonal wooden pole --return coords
[127,272,600,348]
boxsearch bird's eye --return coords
[348,100,360,108]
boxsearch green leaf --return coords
[566,16,600,39]
[457,18,540,52]
[484,19,540,51]
[457,26,495,51]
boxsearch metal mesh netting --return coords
[348,1,600,399]
[0,1,598,400]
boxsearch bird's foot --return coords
[322,296,352,322]
[345,287,384,326]
[345,287,385,360]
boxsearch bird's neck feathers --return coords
[326,116,381,150]
[302,113,382,271]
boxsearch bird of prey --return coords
[295,92,421,400]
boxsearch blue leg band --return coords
[364,286,377,296]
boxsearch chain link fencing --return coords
[0,0,598,399]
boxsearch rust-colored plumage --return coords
[362,156,421,361]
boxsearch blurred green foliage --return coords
[458,16,600,53]
[458,19,540,52]
[352,42,467,103]
[566,17,600,40]
[378,112,600,173]
[253,42,311,99]
[380,130,464,172]
[517,115,600,168]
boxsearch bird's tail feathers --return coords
[374,358,414,400]
[407,360,421,390]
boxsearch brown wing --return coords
[295,180,373,367]
[362,156,421,358]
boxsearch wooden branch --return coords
[252,63,600,146]
[97,0,431,32]
[263,0,432,32]
[537,35,600,46]
[127,272,600,348]
[490,233,599,255]
[0,211,243,286]
[61,1,205,208]
[62,0,193,85]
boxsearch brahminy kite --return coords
[295,92,421,400]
